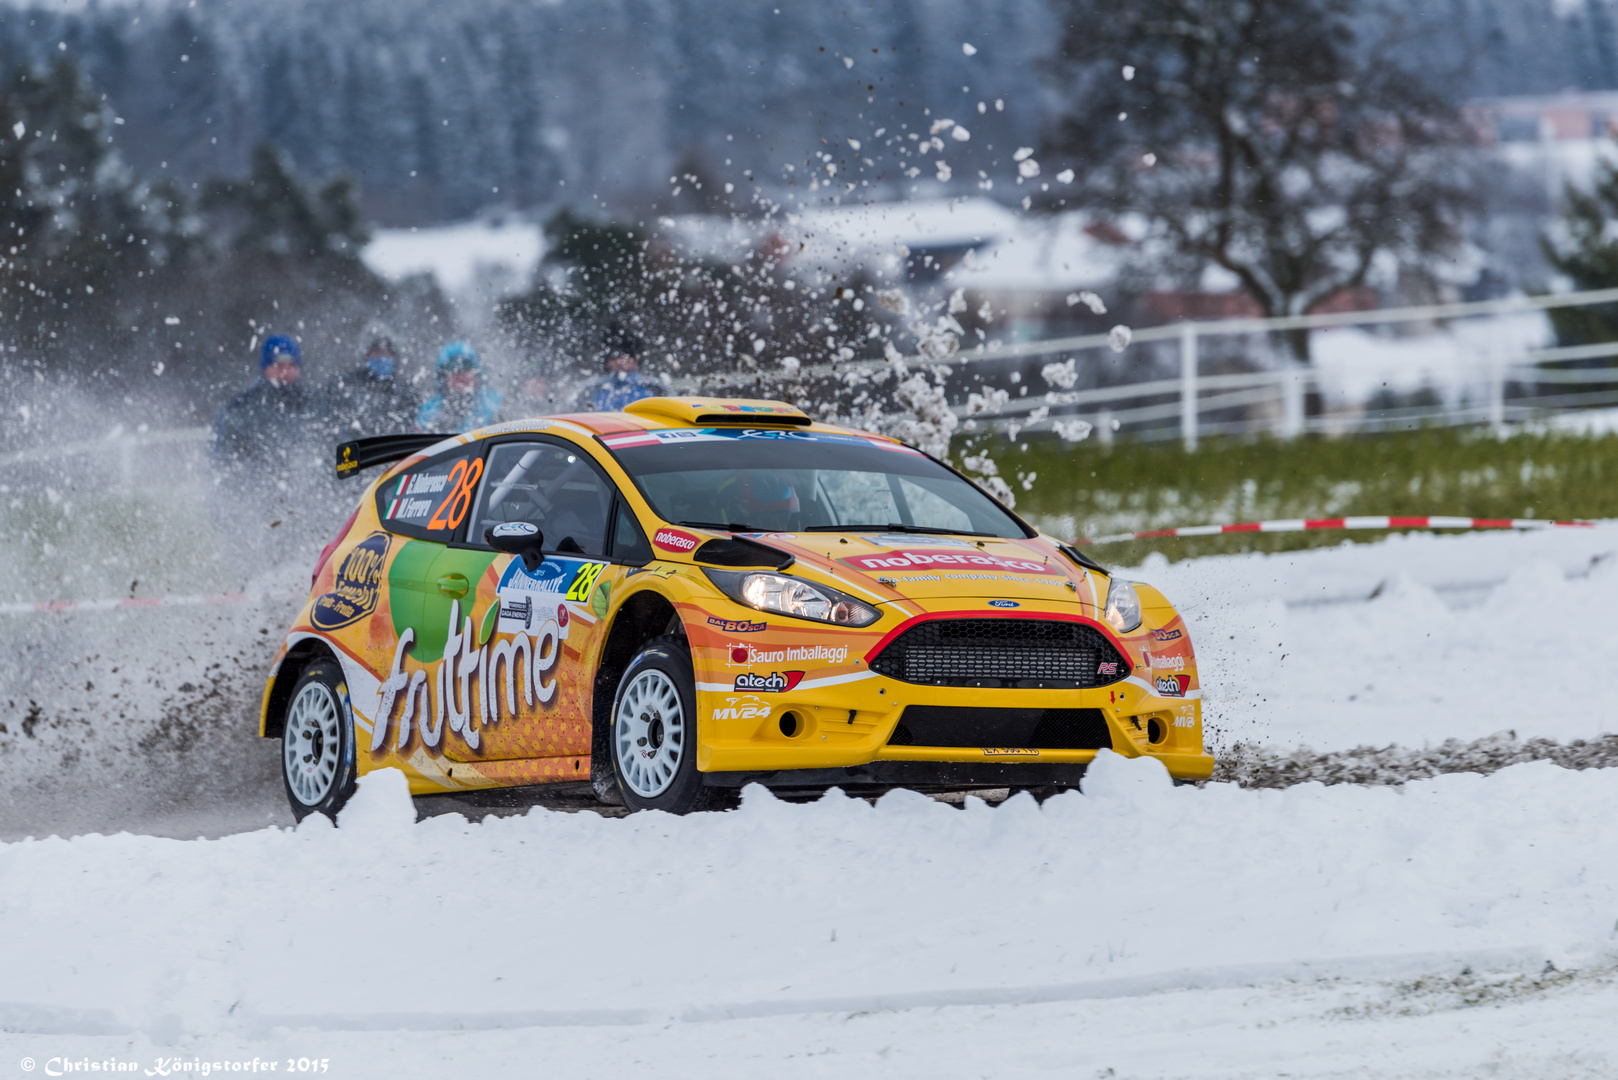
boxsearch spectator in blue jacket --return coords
[211,334,320,472]
[416,341,502,432]
[572,321,667,412]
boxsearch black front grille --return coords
[889,706,1112,750]
[869,618,1129,689]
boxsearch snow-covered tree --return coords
[1041,0,1479,362]
[0,57,194,341]
[202,143,369,266]
[1543,158,1618,345]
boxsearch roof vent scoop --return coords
[624,396,813,427]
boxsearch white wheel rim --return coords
[615,669,686,798]
[284,681,343,806]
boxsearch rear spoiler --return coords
[335,433,457,479]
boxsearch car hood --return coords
[737,530,1100,606]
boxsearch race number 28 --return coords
[564,562,605,603]
[427,457,485,532]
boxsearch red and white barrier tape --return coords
[1,517,1600,611]
[0,590,303,618]
[1081,516,1595,546]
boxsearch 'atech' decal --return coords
[1155,674,1191,697]
[733,670,805,693]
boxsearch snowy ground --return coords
[1153,522,1618,752]
[3,525,1618,1075]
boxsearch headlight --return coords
[1103,578,1142,634]
[702,568,881,627]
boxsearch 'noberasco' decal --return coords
[652,528,700,553]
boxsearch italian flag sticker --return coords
[387,475,410,519]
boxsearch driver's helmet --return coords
[738,471,800,516]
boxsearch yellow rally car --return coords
[262,396,1213,818]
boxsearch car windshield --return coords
[603,428,1029,537]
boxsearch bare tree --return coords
[1042,0,1479,361]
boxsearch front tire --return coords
[609,636,720,814]
[280,658,357,822]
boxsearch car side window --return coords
[469,441,613,556]
[610,498,653,564]
[376,444,485,542]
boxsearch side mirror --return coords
[485,522,545,573]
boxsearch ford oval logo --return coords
[988,599,1020,609]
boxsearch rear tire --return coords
[280,659,357,822]
[609,636,721,814]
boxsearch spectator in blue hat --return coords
[211,334,320,472]
[208,333,328,581]
[416,340,502,432]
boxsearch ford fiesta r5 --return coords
[261,396,1214,818]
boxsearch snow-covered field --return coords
[4,525,1618,1076]
[1160,522,1618,752]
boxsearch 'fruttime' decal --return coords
[372,598,562,754]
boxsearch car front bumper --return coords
[693,676,1215,783]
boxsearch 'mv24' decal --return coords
[370,599,563,753]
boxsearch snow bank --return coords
[2,758,1614,1038]
[1129,522,1618,752]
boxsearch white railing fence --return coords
[682,285,1618,449]
[13,287,1618,480]
[945,286,1618,448]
